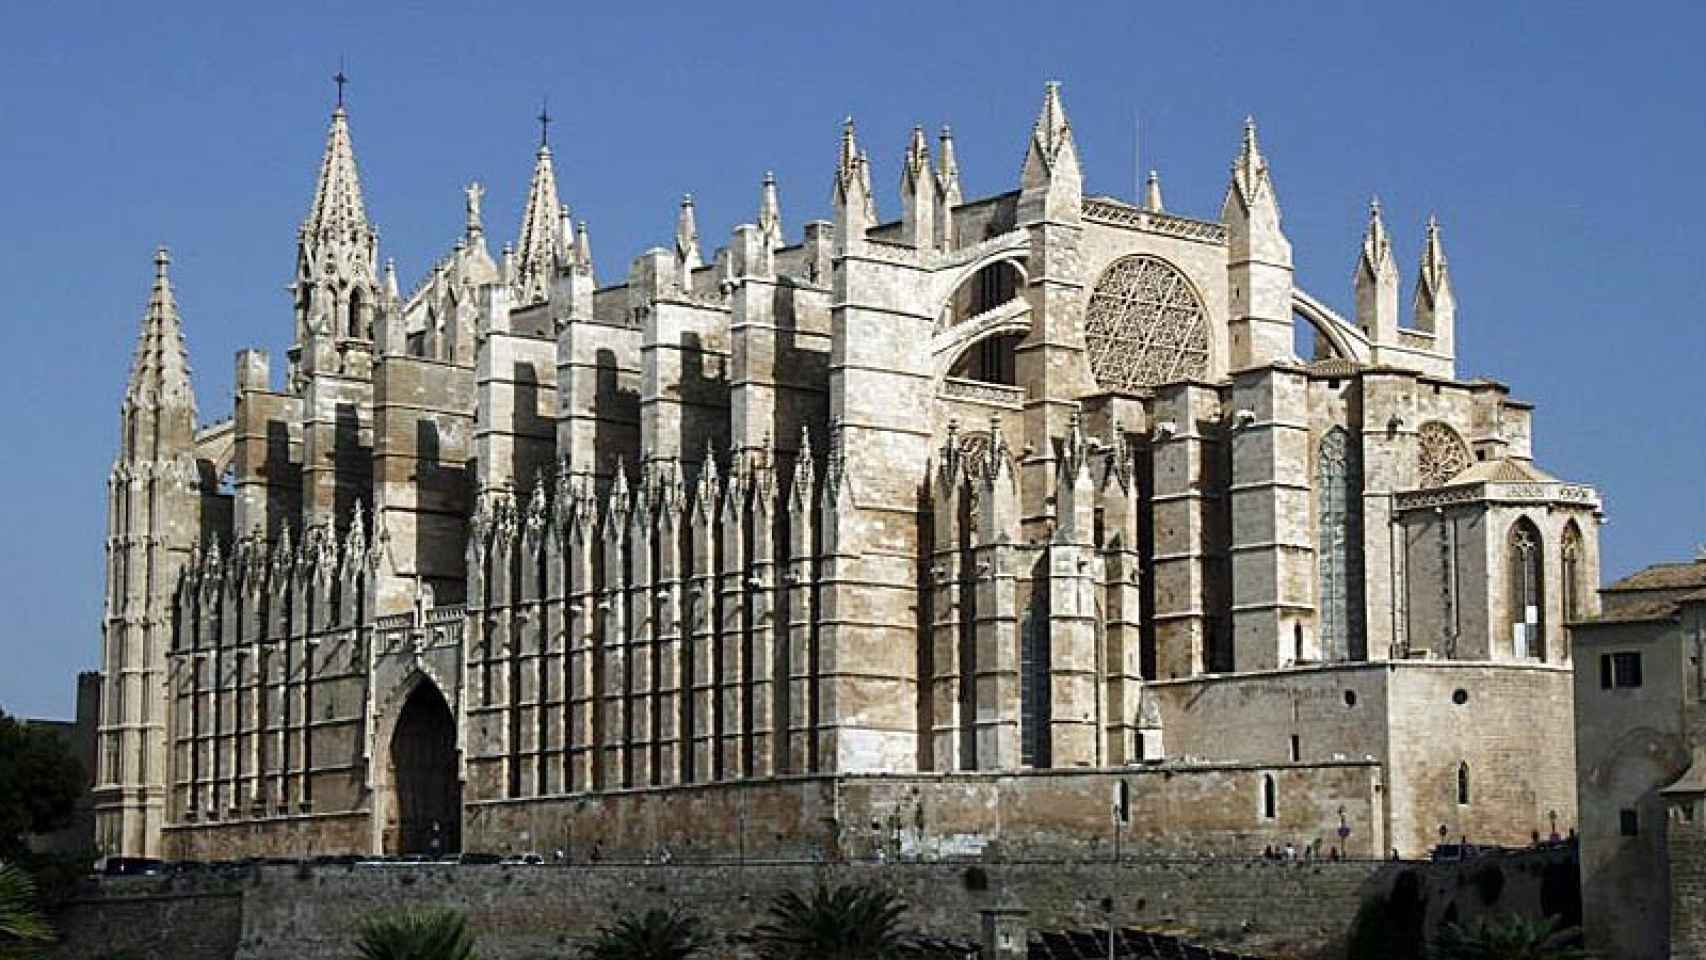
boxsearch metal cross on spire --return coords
[538,97,552,148]
[334,59,349,108]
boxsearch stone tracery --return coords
[1083,255,1210,393]
[1416,421,1472,488]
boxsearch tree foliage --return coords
[353,908,478,960]
[0,710,85,860]
[751,882,916,960]
[0,863,55,960]
[578,908,711,960]
[1430,913,1591,960]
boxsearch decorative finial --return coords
[153,246,171,278]
[538,97,552,149]
[334,59,349,110]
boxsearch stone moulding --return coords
[1081,197,1228,245]
[940,377,1026,409]
[1393,481,1601,513]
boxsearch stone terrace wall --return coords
[463,764,1384,863]
[51,886,241,960]
[50,859,1389,960]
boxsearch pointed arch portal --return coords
[389,680,461,856]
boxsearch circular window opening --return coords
[1452,689,1470,705]
[1343,690,1358,707]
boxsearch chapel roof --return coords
[1445,458,1557,485]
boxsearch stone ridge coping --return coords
[1146,658,1572,689]
[462,760,1380,808]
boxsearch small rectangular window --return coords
[1600,654,1612,690]
[1612,652,1643,689]
[1620,808,1639,837]
[1290,735,1300,762]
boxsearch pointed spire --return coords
[1413,214,1455,344]
[302,104,373,247]
[557,204,574,262]
[903,125,930,185]
[124,247,196,415]
[1418,214,1449,298]
[675,194,703,273]
[1228,115,1274,211]
[758,171,783,249]
[464,181,486,243]
[1143,170,1165,212]
[514,138,566,305]
[901,125,936,249]
[836,116,860,192]
[1360,197,1393,273]
[935,124,962,251]
[833,117,877,230]
[383,258,400,301]
[1019,82,1082,223]
[574,220,594,276]
[1355,196,1400,342]
[603,456,631,525]
[936,124,961,195]
[1032,81,1073,168]
[792,423,816,511]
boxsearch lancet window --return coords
[1561,522,1584,623]
[1507,519,1546,660]
[1316,427,1364,660]
[1019,599,1050,767]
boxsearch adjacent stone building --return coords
[1572,555,1706,960]
[94,82,1599,864]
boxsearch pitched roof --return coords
[1445,458,1557,485]
[1583,558,1706,624]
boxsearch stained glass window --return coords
[1083,256,1209,393]
[1507,519,1545,660]
[1317,427,1365,660]
[1416,422,1472,488]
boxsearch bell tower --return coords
[95,248,201,857]
[289,71,380,384]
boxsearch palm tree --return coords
[751,882,916,960]
[578,908,710,960]
[353,907,478,960]
[0,863,54,960]
[1430,913,1591,960]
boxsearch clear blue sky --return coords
[3,2,1701,719]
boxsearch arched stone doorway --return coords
[390,680,461,856]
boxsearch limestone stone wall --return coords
[51,887,240,960]
[105,84,1602,870]
[461,765,1383,863]
[1670,807,1706,960]
[1384,663,1577,857]
[50,859,1387,960]
[1149,662,1576,857]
